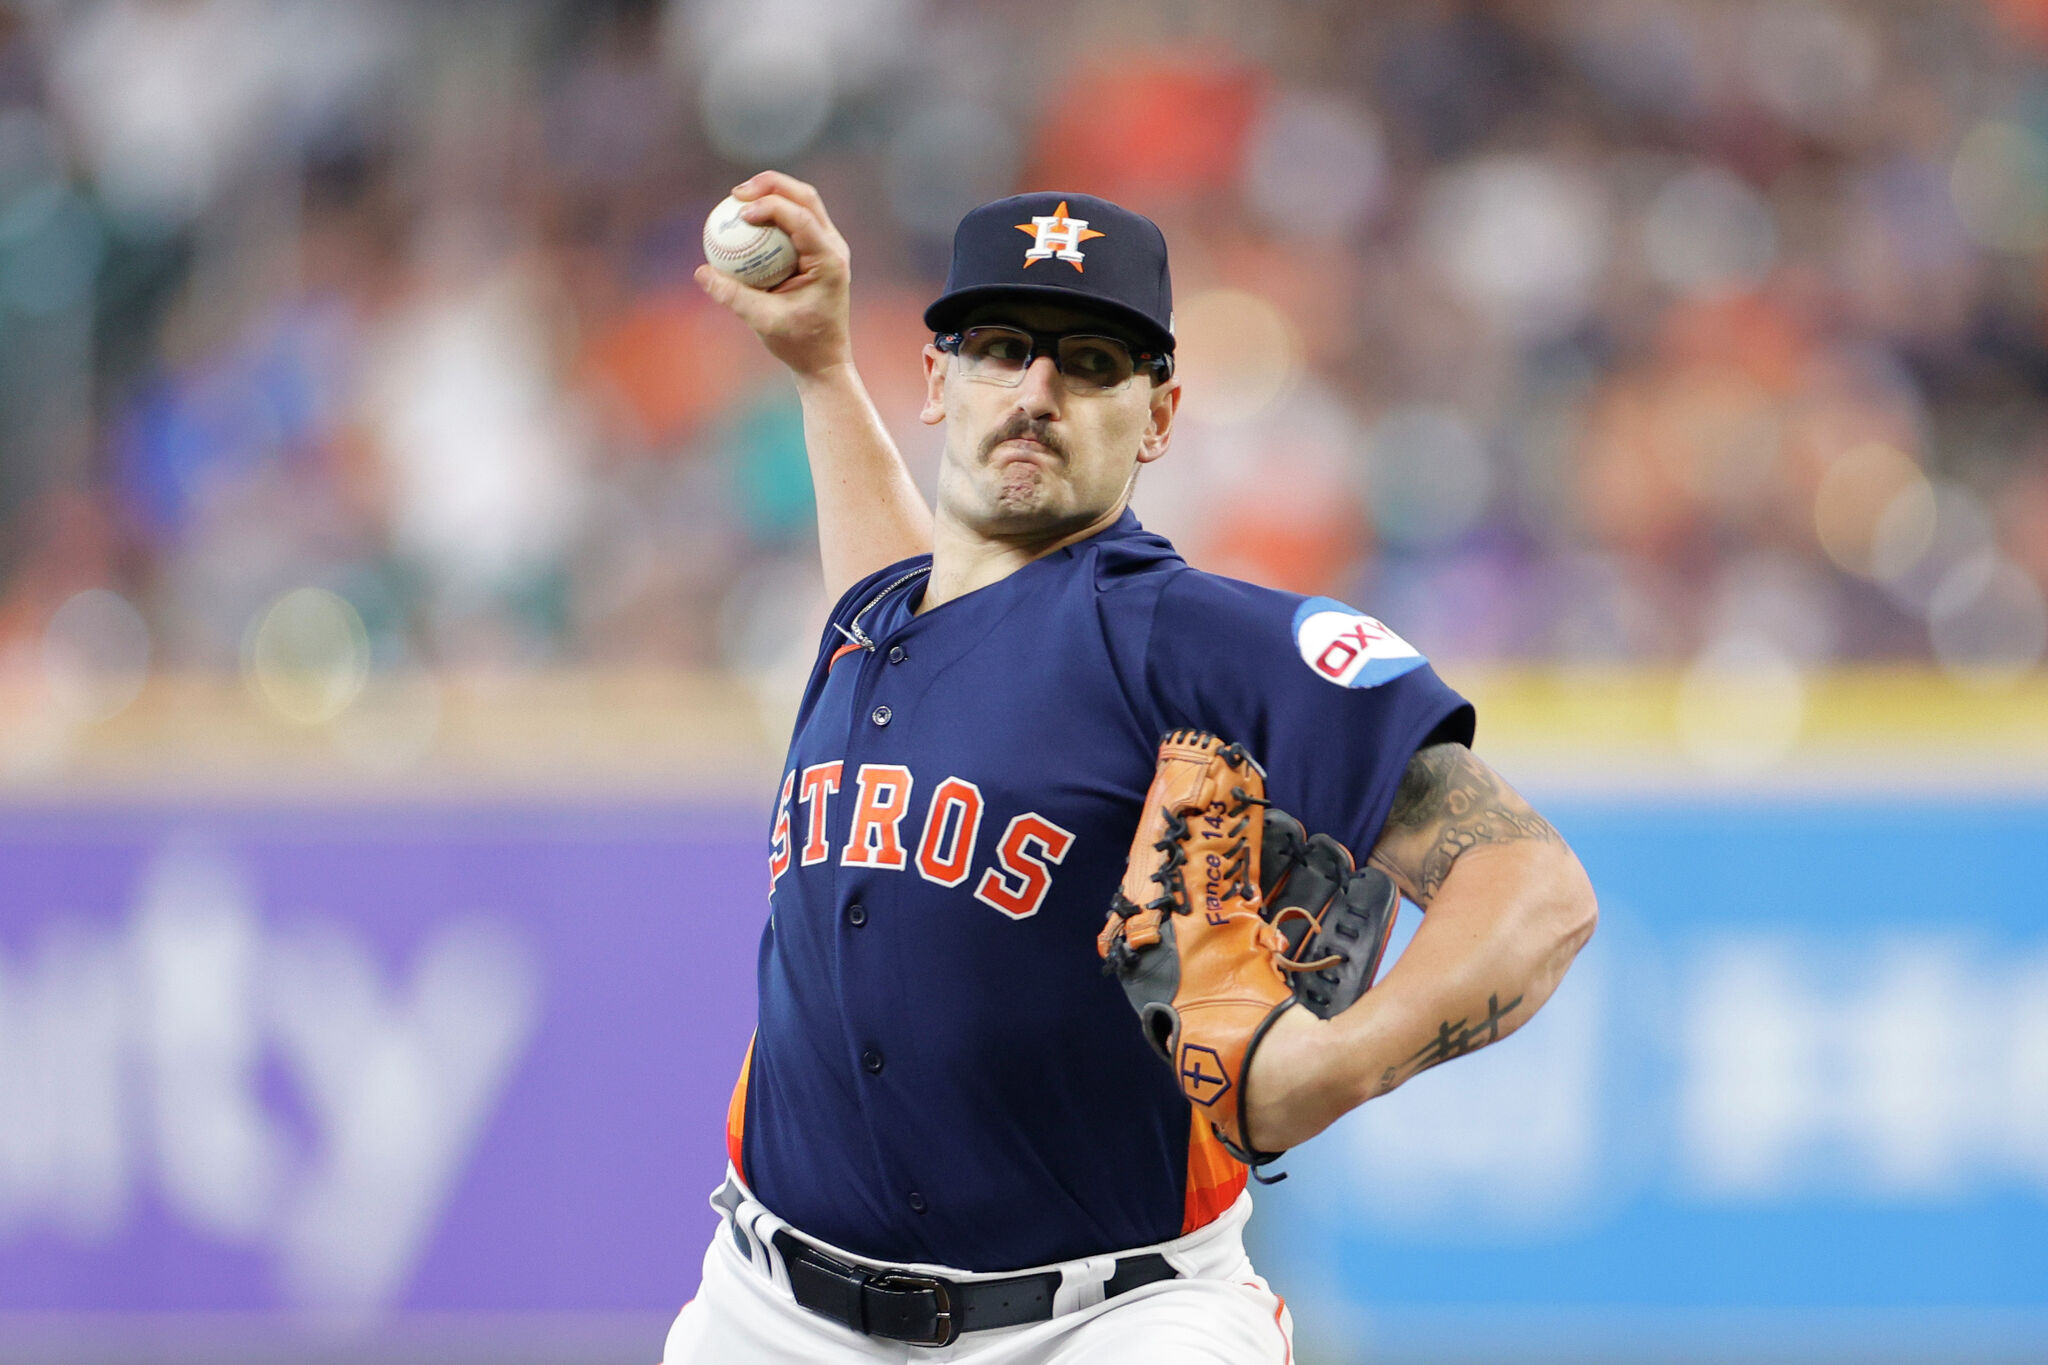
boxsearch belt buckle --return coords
[869,1271,956,1348]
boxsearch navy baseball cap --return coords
[924,192,1175,353]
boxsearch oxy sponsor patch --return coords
[1292,597,1426,688]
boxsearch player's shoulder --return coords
[1077,510,1186,592]
[1076,516,1438,687]
[1151,563,1298,619]
[1154,567,1436,691]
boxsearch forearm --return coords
[1247,839,1596,1151]
[693,172,935,597]
[794,363,934,598]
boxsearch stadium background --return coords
[1,0,2044,1361]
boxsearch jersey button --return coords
[846,903,867,927]
[871,705,892,727]
[907,1192,928,1214]
[887,645,907,664]
[861,1048,884,1074]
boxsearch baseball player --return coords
[665,173,1597,1363]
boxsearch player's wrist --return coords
[1265,983,1409,1127]
[1243,1008,1341,1151]
[790,356,860,389]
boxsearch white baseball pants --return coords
[662,1172,1295,1364]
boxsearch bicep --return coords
[1365,742,1563,906]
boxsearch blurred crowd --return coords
[2,0,2047,727]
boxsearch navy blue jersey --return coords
[726,511,1473,1272]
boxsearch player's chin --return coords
[983,491,1112,545]
[986,494,1055,528]
[980,482,1070,531]
[989,461,1053,508]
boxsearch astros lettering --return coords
[770,762,1077,920]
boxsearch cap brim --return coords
[923,284,1174,354]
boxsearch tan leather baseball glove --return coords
[1096,730,1401,1177]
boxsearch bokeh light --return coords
[1240,89,1386,241]
[1877,483,1997,613]
[1814,444,1930,579]
[1643,165,1778,297]
[1951,122,2048,253]
[40,588,151,723]
[242,588,371,726]
[1675,631,1808,775]
[1421,155,1611,340]
[698,36,834,165]
[1927,555,2048,686]
[1865,477,1942,586]
[1173,289,1304,426]
[1704,549,1842,665]
[1742,2,1878,138]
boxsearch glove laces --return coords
[1266,906,1344,973]
[1148,782,1345,976]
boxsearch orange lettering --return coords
[974,813,1076,920]
[769,770,796,889]
[841,764,915,869]
[915,778,985,888]
[798,762,844,866]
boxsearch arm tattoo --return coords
[1369,743,1559,904]
[1387,993,1523,1087]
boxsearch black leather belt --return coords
[768,1228,1178,1348]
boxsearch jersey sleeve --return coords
[1139,571,1475,862]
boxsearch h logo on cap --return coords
[1016,201,1105,273]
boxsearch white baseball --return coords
[703,195,799,290]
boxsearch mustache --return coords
[979,415,1066,462]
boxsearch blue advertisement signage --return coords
[1249,796,2048,1363]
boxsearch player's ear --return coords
[1136,375,1180,464]
[920,345,947,426]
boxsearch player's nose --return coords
[1014,354,1064,417]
